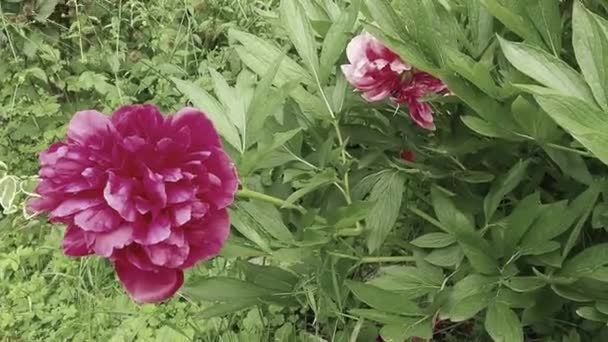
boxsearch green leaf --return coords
[484,160,529,223]
[563,188,598,260]
[368,266,443,298]
[246,56,285,148]
[327,201,373,229]
[35,0,60,21]
[503,192,542,255]
[544,147,593,184]
[0,176,18,214]
[411,233,456,249]
[346,281,424,316]
[319,0,360,84]
[348,309,408,325]
[363,0,403,38]
[532,93,608,165]
[499,37,595,104]
[380,318,433,342]
[440,274,498,321]
[171,77,241,151]
[560,243,608,278]
[573,1,608,111]
[480,0,541,44]
[220,237,268,258]
[238,200,295,243]
[485,301,524,342]
[504,277,546,293]
[527,0,562,56]
[366,171,406,252]
[576,306,608,322]
[197,299,260,319]
[284,169,337,206]
[461,115,521,140]
[229,206,272,253]
[229,29,314,87]
[280,0,319,75]
[239,261,298,292]
[511,95,559,142]
[424,245,464,267]
[183,277,275,301]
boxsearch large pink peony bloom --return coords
[341,32,447,130]
[29,105,238,303]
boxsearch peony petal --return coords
[103,172,138,222]
[68,110,113,145]
[62,225,93,256]
[346,33,370,64]
[50,197,103,218]
[111,104,165,139]
[166,183,194,204]
[182,209,230,268]
[145,213,172,244]
[114,259,184,303]
[171,107,222,148]
[93,224,134,257]
[143,168,167,208]
[171,203,192,226]
[74,205,122,232]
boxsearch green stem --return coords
[329,252,415,264]
[236,188,327,224]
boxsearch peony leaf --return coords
[279,0,319,76]
[365,171,405,253]
[485,302,524,342]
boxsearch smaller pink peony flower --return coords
[29,104,238,303]
[341,32,410,102]
[342,32,448,131]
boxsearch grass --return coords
[0,0,281,340]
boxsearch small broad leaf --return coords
[239,200,295,243]
[502,192,542,255]
[239,261,298,292]
[410,232,456,249]
[461,115,521,140]
[349,309,408,325]
[363,0,403,38]
[560,243,608,278]
[368,266,443,299]
[171,78,241,151]
[183,277,275,302]
[209,69,245,143]
[576,306,608,322]
[366,171,406,253]
[527,0,562,56]
[499,38,595,104]
[197,298,259,319]
[280,0,319,75]
[284,169,337,206]
[0,176,18,214]
[220,237,267,258]
[380,318,433,342]
[346,281,424,316]
[440,274,498,321]
[532,93,608,166]
[504,277,547,293]
[464,0,494,58]
[229,206,272,253]
[484,160,529,223]
[573,1,608,111]
[424,245,464,267]
[485,302,524,342]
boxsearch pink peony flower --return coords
[342,32,447,131]
[341,32,410,102]
[29,105,238,303]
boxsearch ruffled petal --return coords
[114,259,184,303]
[68,110,113,145]
[63,225,93,256]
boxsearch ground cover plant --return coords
[3,0,608,341]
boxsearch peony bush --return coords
[13,0,608,340]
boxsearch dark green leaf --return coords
[560,243,608,278]
[424,245,464,267]
[239,200,295,243]
[380,318,433,341]
[504,277,546,293]
[484,160,529,222]
[411,232,457,249]
[366,171,406,252]
[198,299,260,319]
[346,281,424,316]
[183,277,275,301]
[485,301,524,342]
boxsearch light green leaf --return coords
[573,1,608,110]
[239,200,295,243]
[461,115,521,140]
[366,171,406,253]
[229,206,272,253]
[197,299,260,319]
[363,0,403,38]
[480,0,541,43]
[440,274,497,321]
[0,176,18,214]
[503,192,542,255]
[410,232,456,249]
[183,277,275,301]
[229,29,314,86]
[171,77,241,151]
[499,38,595,104]
[560,243,608,278]
[348,309,408,325]
[464,0,494,57]
[319,0,360,84]
[239,261,298,292]
[504,277,546,293]
[368,266,443,299]
[284,169,337,206]
[527,0,562,56]
[533,93,608,165]
[209,69,244,141]
[424,245,464,267]
[485,302,524,342]
[345,281,424,316]
[484,160,529,223]
[576,306,608,322]
[380,318,433,342]
[280,0,319,75]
